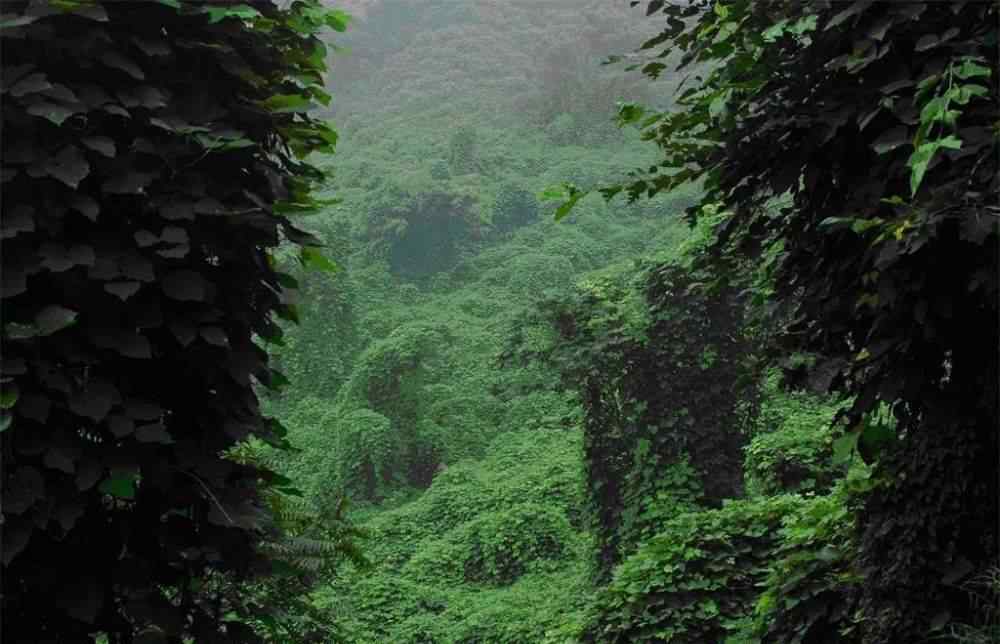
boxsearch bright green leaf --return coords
[202,4,261,24]
[300,247,339,274]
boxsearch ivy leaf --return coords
[858,419,896,463]
[617,102,647,126]
[99,471,137,500]
[125,400,162,421]
[134,230,159,247]
[17,393,50,423]
[135,422,173,444]
[105,281,142,301]
[10,72,51,97]
[44,447,76,474]
[81,136,117,158]
[160,201,195,221]
[134,629,169,644]
[2,204,35,239]
[41,145,90,188]
[68,380,120,422]
[162,270,208,302]
[101,170,156,194]
[35,305,78,336]
[116,333,153,359]
[131,35,171,57]
[0,14,40,29]
[27,102,81,127]
[540,183,588,221]
[200,326,229,347]
[1,382,20,410]
[914,34,939,52]
[202,4,261,24]
[324,9,350,32]
[871,126,909,154]
[6,467,46,514]
[75,459,103,491]
[4,322,38,340]
[954,59,992,80]
[257,93,315,113]
[300,247,338,274]
[907,136,962,195]
[70,194,100,221]
[117,85,167,109]
[108,414,135,438]
[100,52,145,80]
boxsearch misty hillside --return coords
[6,2,994,643]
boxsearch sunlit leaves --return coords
[540,183,588,221]
[201,4,261,24]
[257,93,316,113]
[907,135,961,196]
[299,246,339,274]
[908,57,990,195]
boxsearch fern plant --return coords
[226,440,369,642]
[942,567,1000,644]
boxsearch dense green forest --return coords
[1,1,997,643]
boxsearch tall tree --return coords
[1,0,346,640]
[556,0,998,639]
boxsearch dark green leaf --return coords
[105,281,142,301]
[100,52,145,80]
[101,170,156,194]
[35,305,78,336]
[162,270,208,302]
[99,471,137,500]
[9,72,51,97]
[1,382,20,409]
[200,326,229,347]
[80,136,116,157]
[257,93,314,113]
[135,422,172,443]
[27,102,81,127]
[68,380,120,421]
[0,14,40,29]
[300,247,338,274]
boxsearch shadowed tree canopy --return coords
[552,1,997,639]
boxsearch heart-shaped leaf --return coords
[99,470,137,499]
[35,305,78,336]
[162,270,208,301]
[42,145,90,188]
[81,136,116,158]
[105,281,142,301]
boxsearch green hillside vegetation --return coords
[257,2,996,642]
[3,1,994,643]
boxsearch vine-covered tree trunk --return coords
[1,1,345,640]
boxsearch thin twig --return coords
[172,467,236,525]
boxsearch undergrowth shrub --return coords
[744,378,847,496]
[334,408,399,502]
[583,495,807,644]
[461,502,573,585]
[747,473,867,643]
